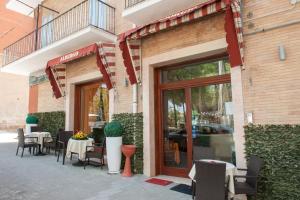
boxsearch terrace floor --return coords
[0,132,191,200]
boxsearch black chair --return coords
[192,146,216,197]
[195,161,226,200]
[31,126,43,132]
[233,155,264,200]
[56,131,73,165]
[84,138,106,169]
[42,128,64,154]
[16,128,39,157]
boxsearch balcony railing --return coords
[125,0,146,8]
[2,0,115,66]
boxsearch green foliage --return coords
[244,124,300,200]
[104,120,124,137]
[30,111,65,138]
[113,113,143,174]
[26,115,39,124]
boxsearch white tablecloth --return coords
[66,138,94,160]
[27,132,52,149]
[189,159,237,194]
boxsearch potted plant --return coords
[25,115,38,134]
[104,120,124,174]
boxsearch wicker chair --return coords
[42,128,64,154]
[84,138,106,169]
[233,155,264,200]
[16,128,39,157]
[56,131,73,165]
[195,161,227,200]
[192,146,216,198]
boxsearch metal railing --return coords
[125,0,146,8]
[2,0,115,66]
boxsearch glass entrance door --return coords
[162,89,188,169]
[191,83,235,163]
[75,81,109,134]
[156,57,235,177]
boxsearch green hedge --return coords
[30,111,65,138]
[113,113,143,174]
[244,124,300,200]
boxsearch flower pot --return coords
[26,124,37,134]
[121,145,136,177]
[106,136,122,174]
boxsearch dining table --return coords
[189,159,237,195]
[66,138,94,166]
[27,132,52,156]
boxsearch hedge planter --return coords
[106,137,122,174]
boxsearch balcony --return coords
[1,0,116,75]
[123,0,204,25]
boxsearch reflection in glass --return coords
[163,89,187,168]
[191,83,235,164]
[161,59,230,83]
[80,84,108,133]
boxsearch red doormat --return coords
[145,178,173,186]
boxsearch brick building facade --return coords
[1,0,300,179]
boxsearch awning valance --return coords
[119,0,243,85]
[45,43,116,99]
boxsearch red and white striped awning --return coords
[119,0,243,85]
[45,43,116,99]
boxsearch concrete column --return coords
[231,66,247,168]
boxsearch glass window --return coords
[191,83,235,164]
[161,59,230,83]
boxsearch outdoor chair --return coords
[232,155,264,200]
[191,146,216,197]
[42,128,64,154]
[194,161,227,200]
[16,128,39,157]
[56,131,73,165]
[31,126,43,132]
[84,138,106,169]
[193,146,215,161]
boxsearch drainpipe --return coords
[132,83,138,113]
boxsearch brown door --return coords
[155,56,234,177]
[74,80,109,133]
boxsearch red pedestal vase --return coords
[121,145,136,177]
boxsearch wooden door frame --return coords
[154,55,231,177]
[74,79,102,132]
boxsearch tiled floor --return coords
[0,132,191,200]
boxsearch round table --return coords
[189,159,237,194]
[27,132,52,155]
[30,132,52,149]
[66,138,94,161]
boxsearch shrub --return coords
[26,115,38,124]
[104,120,124,137]
[244,124,300,200]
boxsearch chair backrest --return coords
[246,155,264,188]
[17,128,25,146]
[31,126,43,132]
[94,137,106,155]
[58,131,73,147]
[193,146,215,161]
[195,161,226,200]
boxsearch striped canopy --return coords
[45,43,116,99]
[119,0,243,85]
